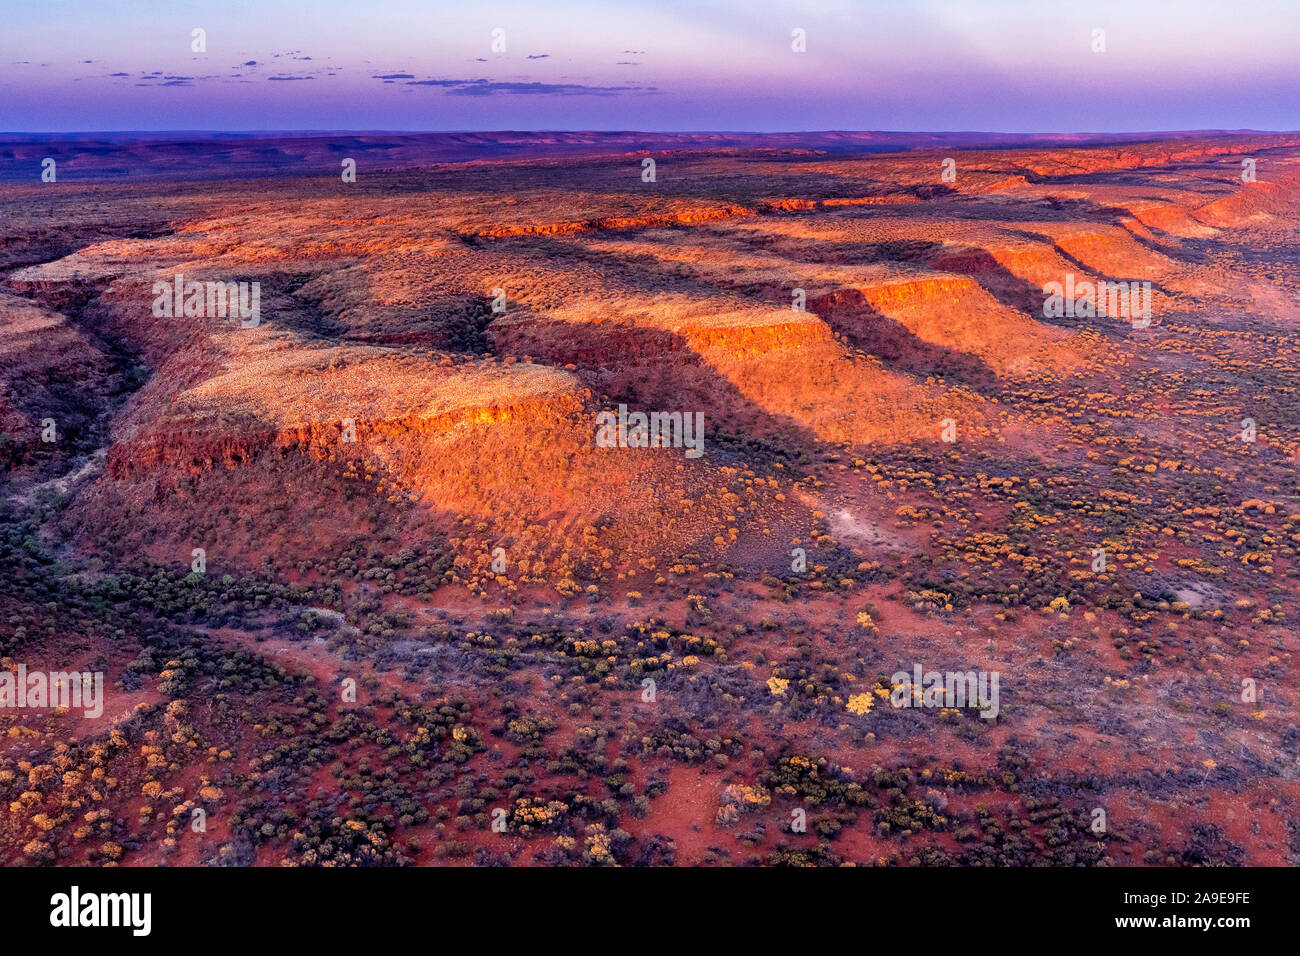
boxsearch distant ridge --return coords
[4,129,1298,184]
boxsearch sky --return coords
[3,0,1298,133]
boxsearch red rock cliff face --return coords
[811,273,1076,377]
[678,315,832,355]
[1048,229,1176,280]
[83,374,796,580]
[105,390,591,481]
[107,428,278,479]
[469,204,755,238]
[1195,171,1300,227]
[490,302,978,446]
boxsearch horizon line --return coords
[4,128,1299,137]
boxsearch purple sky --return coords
[3,0,1298,132]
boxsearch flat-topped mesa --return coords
[1194,167,1300,227]
[560,231,1073,379]
[927,240,1076,292]
[470,206,756,238]
[572,223,1077,364]
[492,295,980,446]
[1041,225,1178,280]
[105,350,585,480]
[490,296,832,361]
[1114,199,1220,239]
[926,230,1215,315]
[75,336,790,577]
[105,389,587,481]
[809,269,1078,377]
[853,271,992,311]
[452,195,757,239]
[675,310,833,355]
